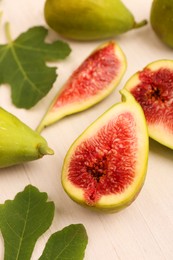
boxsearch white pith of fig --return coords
[62,90,149,212]
[124,60,173,149]
[36,41,127,133]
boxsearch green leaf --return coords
[0,185,55,260]
[39,224,88,260]
[0,24,71,109]
[0,185,88,260]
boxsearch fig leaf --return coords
[0,185,55,260]
[0,185,88,260]
[0,24,71,109]
[39,224,88,260]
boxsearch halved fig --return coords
[124,60,173,149]
[36,41,127,133]
[61,90,148,212]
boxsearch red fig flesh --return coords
[62,90,148,212]
[124,60,173,149]
[36,41,126,133]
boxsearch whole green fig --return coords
[0,107,54,168]
[150,0,173,48]
[44,0,147,41]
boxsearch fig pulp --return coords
[44,0,147,41]
[124,60,173,149]
[62,90,148,212]
[150,0,173,48]
[36,41,126,133]
[0,107,54,168]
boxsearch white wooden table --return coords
[0,0,173,259]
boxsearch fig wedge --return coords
[61,90,148,212]
[124,60,173,149]
[36,41,126,133]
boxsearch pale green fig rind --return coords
[36,41,127,133]
[124,59,173,150]
[150,0,173,48]
[61,90,149,212]
[44,0,147,41]
[0,107,54,168]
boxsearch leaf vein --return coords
[55,228,81,259]
[9,44,45,95]
[15,188,31,260]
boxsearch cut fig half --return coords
[36,41,127,133]
[62,89,148,212]
[124,60,173,149]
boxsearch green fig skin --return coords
[150,0,173,48]
[0,107,54,168]
[44,0,147,41]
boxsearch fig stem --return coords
[36,123,44,134]
[38,144,54,156]
[0,11,3,29]
[120,89,136,103]
[5,22,12,43]
[134,19,148,29]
